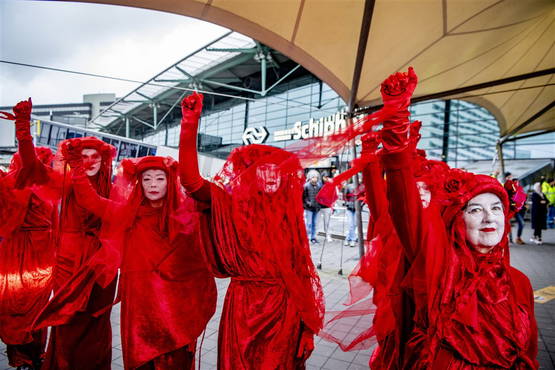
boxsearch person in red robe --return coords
[178,92,324,369]
[379,68,538,368]
[55,151,217,369]
[5,99,118,370]
[0,100,57,369]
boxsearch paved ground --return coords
[1,214,554,369]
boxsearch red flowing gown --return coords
[0,177,56,367]
[68,165,217,370]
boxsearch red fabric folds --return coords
[0,140,57,367]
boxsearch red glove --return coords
[296,328,314,361]
[361,131,381,155]
[181,92,203,125]
[0,98,33,142]
[61,140,84,170]
[380,67,417,112]
[380,68,418,151]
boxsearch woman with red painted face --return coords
[0,100,57,369]
[41,152,217,370]
[5,99,118,370]
[378,69,537,368]
[178,93,324,369]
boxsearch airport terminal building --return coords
[2,32,553,180]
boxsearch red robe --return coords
[0,181,56,367]
[65,163,217,370]
[193,182,321,369]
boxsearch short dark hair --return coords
[504,172,512,177]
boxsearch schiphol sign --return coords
[273,111,347,142]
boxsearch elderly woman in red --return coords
[379,69,538,368]
[0,100,57,369]
[48,151,217,370]
[4,98,118,370]
[178,92,324,369]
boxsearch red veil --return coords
[209,144,325,333]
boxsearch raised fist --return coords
[181,92,204,122]
[1,98,33,141]
[13,98,33,122]
[380,67,417,111]
[62,140,84,169]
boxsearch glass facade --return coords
[141,76,553,167]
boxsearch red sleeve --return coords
[381,146,423,262]
[361,155,387,221]
[71,168,118,221]
[178,117,211,202]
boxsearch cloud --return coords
[0,0,228,106]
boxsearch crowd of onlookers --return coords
[303,167,555,246]
[502,172,554,245]
[302,169,360,247]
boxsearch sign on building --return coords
[242,126,269,145]
[274,112,347,142]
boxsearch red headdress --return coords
[111,156,186,241]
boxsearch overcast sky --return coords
[0,0,228,107]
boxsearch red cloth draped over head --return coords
[211,144,325,333]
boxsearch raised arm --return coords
[178,93,211,202]
[0,99,49,182]
[379,68,423,262]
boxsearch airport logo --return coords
[242,126,269,145]
[273,112,347,142]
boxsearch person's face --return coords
[141,169,168,202]
[462,192,505,252]
[256,163,281,194]
[310,176,319,185]
[416,181,431,208]
[81,148,102,177]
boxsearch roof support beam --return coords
[504,129,554,142]
[499,100,555,143]
[348,0,376,261]
[356,68,555,114]
[347,0,375,114]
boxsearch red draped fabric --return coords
[0,173,56,367]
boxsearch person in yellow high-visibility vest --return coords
[542,178,555,229]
